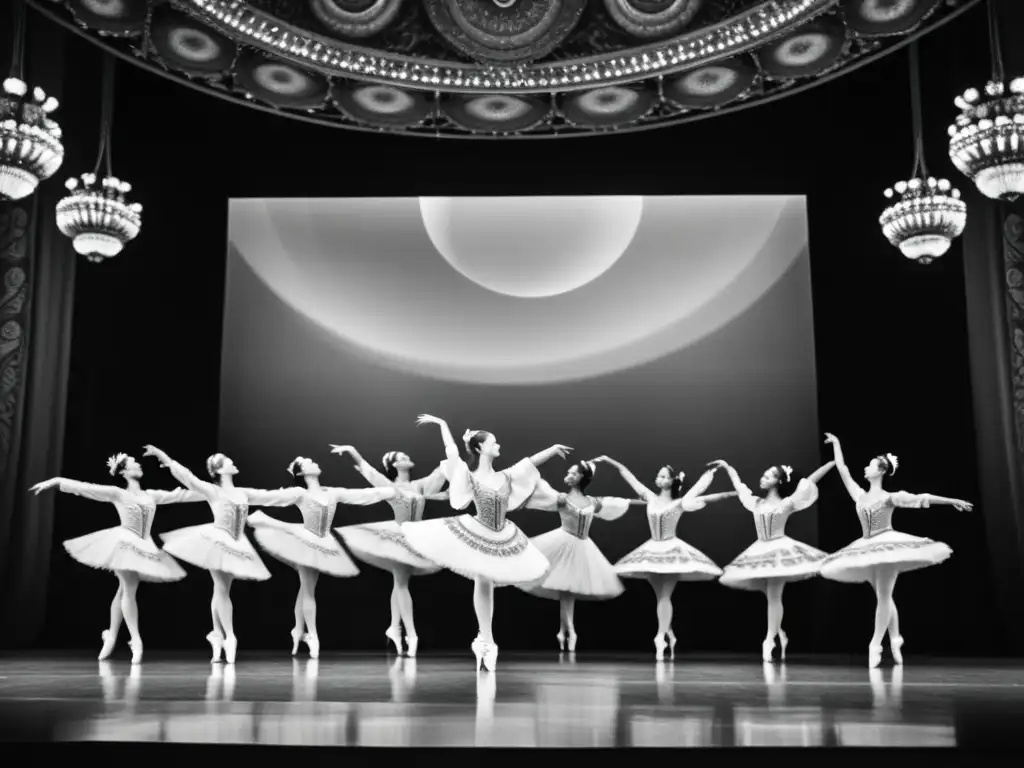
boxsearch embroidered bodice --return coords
[737,478,819,542]
[554,495,602,540]
[355,460,446,523]
[469,472,514,532]
[56,481,200,539]
[854,491,930,538]
[119,500,156,539]
[647,500,686,542]
[297,495,336,538]
[213,498,249,540]
[388,493,428,524]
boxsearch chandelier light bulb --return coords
[879,176,967,265]
[56,172,143,262]
[948,76,1024,201]
[0,78,65,201]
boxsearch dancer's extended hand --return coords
[706,460,729,470]
[416,414,444,427]
[329,444,354,456]
[549,444,573,459]
[823,433,839,445]
[952,500,973,512]
[29,478,59,495]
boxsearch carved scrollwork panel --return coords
[0,205,30,469]
[1004,213,1024,457]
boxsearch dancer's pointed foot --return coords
[868,643,883,669]
[556,630,566,652]
[385,626,404,655]
[207,631,224,663]
[567,631,578,653]
[762,637,776,662]
[224,635,238,665]
[130,639,143,665]
[667,630,677,660]
[890,635,904,666]
[654,635,667,662]
[303,633,320,660]
[290,627,303,656]
[779,631,789,661]
[405,634,418,658]
[98,629,117,661]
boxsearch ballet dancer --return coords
[709,457,836,661]
[329,444,449,658]
[244,455,403,659]
[518,460,644,652]
[142,445,301,664]
[819,433,973,667]
[590,456,736,660]
[404,414,570,671]
[29,454,202,663]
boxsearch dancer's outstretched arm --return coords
[142,445,219,501]
[707,460,744,493]
[805,461,837,485]
[683,467,720,500]
[147,487,205,505]
[529,444,573,467]
[415,414,460,461]
[889,490,973,512]
[589,456,653,500]
[823,433,865,502]
[242,486,306,507]
[30,477,124,502]
[328,486,400,506]
[329,445,380,484]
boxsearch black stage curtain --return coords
[0,8,78,647]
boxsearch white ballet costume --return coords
[719,479,827,590]
[818,491,952,583]
[614,495,723,581]
[518,480,629,600]
[60,481,194,582]
[335,461,447,576]
[248,486,396,577]
[400,457,549,586]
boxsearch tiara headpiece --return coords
[580,460,596,476]
[382,451,398,470]
[107,453,129,476]
[288,457,308,476]
[781,465,794,482]
[677,470,686,481]
[462,429,480,447]
[885,453,899,474]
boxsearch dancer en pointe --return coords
[30,454,201,664]
[710,458,836,661]
[591,456,736,660]
[819,433,973,668]
[329,444,450,658]
[144,445,299,664]
[518,460,644,652]
[403,414,569,671]
[245,456,402,659]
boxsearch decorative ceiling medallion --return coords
[66,0,147,37]
[309,0,406,39]
[560,83,658,127]
[234,51,330,108]
[150,6,237,76]
[332,81,433,126]
[602,0,704,39]
[758,17,847,79]
[661,53,757,108]
[423,0,588,64]
[442,92,552,132]
[842,0,942,38]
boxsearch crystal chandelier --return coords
[879,41,965,265]
[947,1,1023,202]
[57,55,141,261]
[0,0,64,201]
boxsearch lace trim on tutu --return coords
[201,532,257,561]
[821,537,940,564]
[617,544,718,569]
[265,527,344,557]
[356,525,426,556]
[728,544,826,570]
[444,516,530,558]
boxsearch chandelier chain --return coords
[987,0,1004,84]
[8,0,26,80]
[908,41,928,180]
[92,54,116,178]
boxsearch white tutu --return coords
[615,537,723,581]
[63,527,186,582]
[401,514,549,586]
[247,511,359,578]
[719,537,827,591]
[518,528,623,600]
[336,520,440,576]
[160,523,271,581]
[819,530,952,583]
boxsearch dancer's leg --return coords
[292,571,305,646]
[657,577,677,638]
[99,583,124,660]
[211,570,236,641]
[298,566,319,638]
[210,573,224,637]
[393,566,415,634]
[563,596,577,638]
[869,567,898,665]
[117,571,142,646]
[473,576,495,643]
[389,577,402,633]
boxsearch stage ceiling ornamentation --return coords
[29,0,980,138]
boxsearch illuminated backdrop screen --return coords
[220,195,820,648]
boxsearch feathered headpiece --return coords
[781,465,794,482]
[463,429,480,448]
[107,453,129,476]
[288,457,308,476]
[676,470,686,481]
[885,453,899,474]
[382,451,398,471]
[579,460,597,477]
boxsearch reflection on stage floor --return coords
[0,653,1021,748]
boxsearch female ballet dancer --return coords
[403,414,570,671]
[590,456,736,660]
[329,444,449,658]
[29,454,201,664]
[819,433,973,667]
[143,445,307,664]
[244,455,402,659]
[517,460,644,652]
[709,457,836,661]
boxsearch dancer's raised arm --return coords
[147,487,204,505]
[142,445,219,501]
[683,466,720,501]
[416,414,460,460]
[889,490,973,512]
[824,433,865,502]
[330,444,382,483]
[590,455,652,500]
[30,476,124,502]
[806,461,837,485]
[329,485,400,506]
[529,444,573,468]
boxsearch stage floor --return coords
[1,652,1022,749]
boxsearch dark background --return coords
[40,6,992,656]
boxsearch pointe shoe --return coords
[405,634,418,658]
[224,635,238,665]
[207,631,225,663]
[667,631,677,660]
[868,643,883,669]
[567,632,578,653]
[556,630,566,652]
[779,631,789,661]
[471,637,486,670]
[130,639,143,665]
[654,635,667,661]
[98,630,117,661]
[303,633,320,660]
[762,638,775,662]
[481,640,498,672]
[290,627,303,656]
[385,627,404,655]
[890,635,904,666]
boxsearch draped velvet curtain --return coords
[0,5,78,647]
